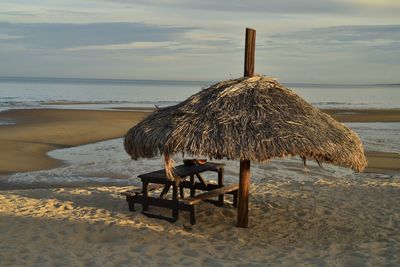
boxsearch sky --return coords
[0,0,399,84]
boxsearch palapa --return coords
[124,75,367,176]
[124,28,367,228]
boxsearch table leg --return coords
[127,196,135,211]
[172,182,179,220]
[195,173,208,187]
[159,183,171,199]
[190,175,195,197]
[233,191,238,208]
[142,181,149,212]
[190,205,196,225]
[218,167,224,206]
[179,185,184,198]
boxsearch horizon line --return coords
[0,75,399,87]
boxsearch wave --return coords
[0,100,180,112]
[0,120,15,125]
[6,135,398,188]
[312,101,376,108]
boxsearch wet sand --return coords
[364,151,400,173]
[323,108,400,122]
[113,107,400,123]
[0,109,149,174]
[325,109,400,173]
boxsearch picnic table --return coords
[122,162,239,224]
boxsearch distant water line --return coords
[1,77,400,112]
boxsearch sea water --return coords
[0,77,207,112]
[1,77,400,111]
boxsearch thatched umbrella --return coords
[124,28,367,227]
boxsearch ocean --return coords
[1,76,400,112]
[1,77,399,187]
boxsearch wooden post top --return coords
[244,28,256,77]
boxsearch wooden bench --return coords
[121,184,164,211]
[122,163,240,225]
[182,183,239,224]
[122,182,239,225]
[182,183,239,205]
[121,184,164,197]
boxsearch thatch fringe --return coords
[124,75,367,180]
[163,154,179,181]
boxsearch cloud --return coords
[66,39,236,55]
[1,1,399,83]
[254,24,400,83]
[108,0,400,14]
[0,33,22,40]
[67,41,178,51]
[288,24,400,42]
[0,22,195,49]
[267,24,400,53]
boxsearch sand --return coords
[1,107,400,266]
[1,175,399,266]
[324,108,400,123]
[364,151,400,174]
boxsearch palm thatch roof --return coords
[124,75,367,179]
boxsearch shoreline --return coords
[113,107,400,122]
[0,108,149,175]
[323,108,400,122]
[0,108,399,177]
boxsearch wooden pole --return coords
[237,159,251,227]
[244,28,256,77]
[237,28,256,228]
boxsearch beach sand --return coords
[1,108,400,266]
[1,177,399,266]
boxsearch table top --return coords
[138,162,224,180]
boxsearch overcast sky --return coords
[1,0,399,83]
